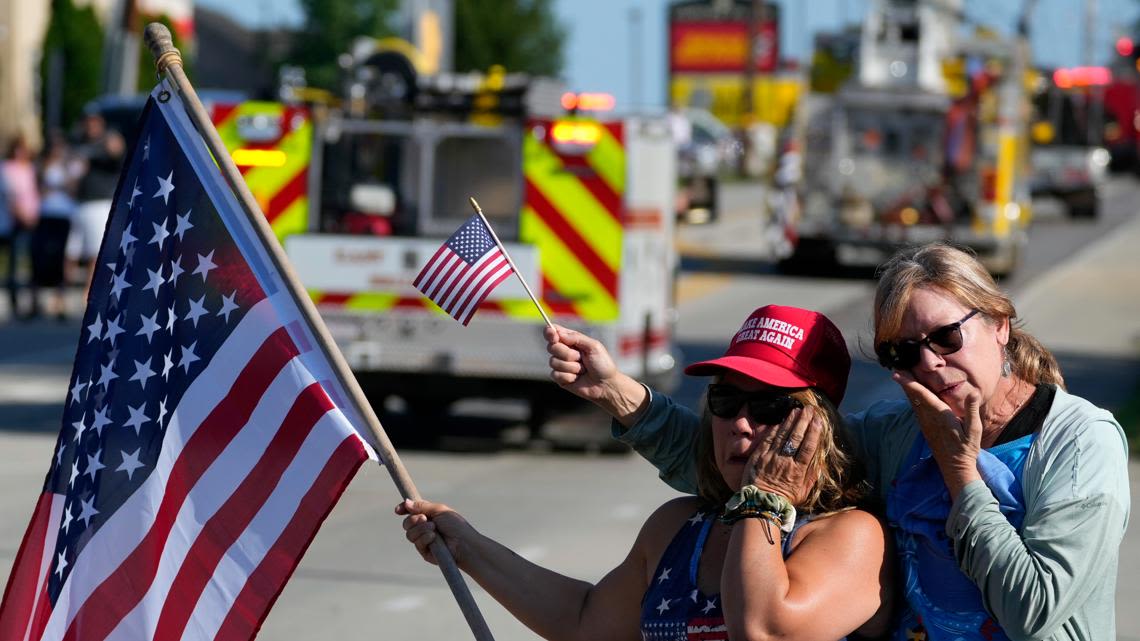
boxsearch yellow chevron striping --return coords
[523,136,622,270]
[269,198,309,240]
[588,124,626,196]
[520,206,618,320]
[240,121,312,198]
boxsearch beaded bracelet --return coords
[719,485,796,533]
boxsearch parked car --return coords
[673,108,741,223]
[1028,83,1110,219]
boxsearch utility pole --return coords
[743,0,760,120]
[101,0,140,96]
[629,4,643,110]
[1084,0,1097,67]
[1083,0,1103,142]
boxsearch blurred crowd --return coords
[0,111,125,322]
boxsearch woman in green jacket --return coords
[544,243,1129,641]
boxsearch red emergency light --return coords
[1117,37,1134,57]
[560,92,616,112]
[1053,66,1111,89]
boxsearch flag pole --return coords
[467,197,553,328]
[143,23,496,641]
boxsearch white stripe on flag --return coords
[101,357,321,641]
[437,251,504,314]
[19,495,64,641]
[182,412,350,641]
[456,261,513,324]
[43,298,283,639]
[420,251,463,301]
[411,244,448,290]
[454,254,509,314]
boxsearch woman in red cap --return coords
[397,304,894,641]
[548,244,1128,641]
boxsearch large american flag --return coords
[0,82,378,641]
[412,214,514,325]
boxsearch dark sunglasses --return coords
[875,310,979,370]
[706,384,803,424]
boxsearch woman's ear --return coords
[995,315,1011,347]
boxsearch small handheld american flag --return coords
[413,204,538,326]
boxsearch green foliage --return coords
[39,0,104,134]
[135,14,192,93]
[292,0,399,90]
[455,0,566,76]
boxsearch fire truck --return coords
[210,43,680,444]
[777,1,1032,276]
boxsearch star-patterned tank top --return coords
[639,508,814,641]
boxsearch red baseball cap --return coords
[684,305,851,406]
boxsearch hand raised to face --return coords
[892,369,984,498]
[742,405,822,505]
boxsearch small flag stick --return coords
[468,197,553,329]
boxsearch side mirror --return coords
[1031,121,1055,145]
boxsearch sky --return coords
[194,0,1140,111]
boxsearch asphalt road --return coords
[1,178,1138,640]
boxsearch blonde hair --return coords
[693,387,868,513]
[873,243,1064,388]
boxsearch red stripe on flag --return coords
[557,154,622,222]
[525,179,618,296]
[456,261,513,325]
[439,252,506,315]
[433,252,495,313]
[421,253,463,301]
[412,244,450,290]
[440,250,503,312]
[265,167,308,223]
[454,257,511,316]
[212,436,366,641]
[152,383,334,640]
[60,327,299,641]
[25,576,53,641]
[0,492,54,641]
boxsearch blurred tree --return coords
[40,0,104,135]
[292,0,399,90]
[455,0,566,75]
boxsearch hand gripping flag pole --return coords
[467,197,553,329]
[143,23,496,641]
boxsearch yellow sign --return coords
[670,74,802,127]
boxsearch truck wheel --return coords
[1066,191,1099,219]
[387,395,449,449]
[984,244,1021,280]
[535,401,632,455]
[778,238,837,275]
[1068,201,1098,219]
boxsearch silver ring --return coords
[779,440,798,457]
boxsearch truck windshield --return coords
[1032,88,1105,146]
[843,107,945,204]
[848,108,944,162]
[321,133,418,235]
